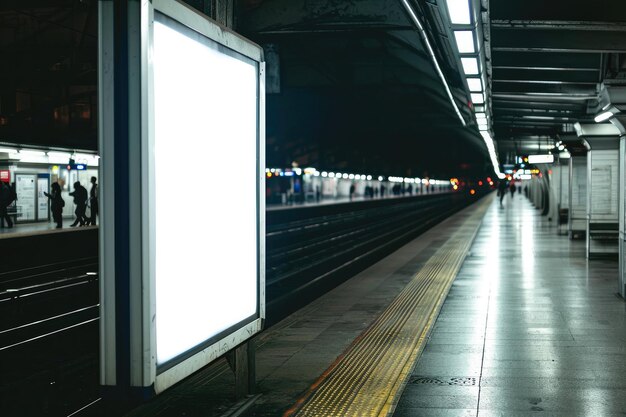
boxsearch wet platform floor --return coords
[393,192,624,416]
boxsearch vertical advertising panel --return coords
[16,174,36,222]
[37,174,50,221]
[99,0,264,396]
[148,0,265,393]
[152,13,259,368]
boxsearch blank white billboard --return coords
[152,13,260,367]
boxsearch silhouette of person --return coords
[44,182,65,228]
[69,181,88,226]
[349,184,355,200]
[509,181,516,199]
[497,180,507,206]
[87,176,98,225]
[0,181,14,228]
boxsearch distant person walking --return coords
[0,181,15,228]
[87,176,98,225]
[509,181,516,199]
[69,181,88,227]
[349,184,355,200]
[44,182,65,229]
[497,180,507,206]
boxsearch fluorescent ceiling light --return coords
[19,150,46,157]
[445,0,471,24]
[471,93,484,104]
[594,111,613,123]
[528,154,554,164]
[477,118,488,127]
[475,112,486,119]
[454,31,475,53]
[479,125,489,131]
[467,78,482,92]
[461,57,479,75]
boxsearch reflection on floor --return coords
[394,192,625,416]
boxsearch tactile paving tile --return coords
[284,195,493,417]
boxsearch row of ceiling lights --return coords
[445,0,504,178]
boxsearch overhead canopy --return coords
[239,0,491,178]
[489,0,626,158]
[3,0,623,177]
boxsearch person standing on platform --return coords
[509,181,516,199]
[69,181,88,227]
[0,181,15,228]
[497,179,507,206]
[87,176,98,225]
[44,182,65,229]
[349,184,355,200]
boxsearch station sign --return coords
[66,164,86,171]
[99,0,265,397]
[0,170,9,183]
[527,154,554,164]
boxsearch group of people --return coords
[497,179,521,205]
[44,177,98,229]
[0,176,98,230]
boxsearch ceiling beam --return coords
[491,28,626,53]
[493,65,598,72]
[494,108,578,116]
[493,81,597,95]
[492,51,600,69]
[491,20,626,32]
[493,93,597,101]
[492,99,584,110]
[493,68,599,83]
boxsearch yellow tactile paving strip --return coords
[284,195,493,417]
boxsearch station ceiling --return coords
[1,0,624,177]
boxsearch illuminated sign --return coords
[99,0,265,397]
[66,164,86,171]
[527,154,554,164]
[152,10,261,369]
[0,170,9,183]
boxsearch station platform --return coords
[124,192,624,417]
[0,220,96,238]
[267,190,451,211]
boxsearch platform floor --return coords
[123,193,623,417]
[0,220,95,238]
[393,192,623,416]
[267,189,451,211]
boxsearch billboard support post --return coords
[226,341,256,399]
[99,0,265,407]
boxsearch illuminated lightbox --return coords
[149,1,264,391]
[99,0,265,396]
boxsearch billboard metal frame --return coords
[99,0,265,396]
